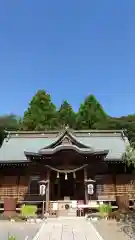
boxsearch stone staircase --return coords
[49,201,77,217]
[67,208,77,217]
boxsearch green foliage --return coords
[122,145,135,168]
[8,236,16,240]
[0,114,20,146]
[1,90,135,147]
[20,204,37,218]
[57,100,76,128]
[21,90,58,130]
[0,128,5,146]
[0,114,20,130]
[76,95,107,129]
[99,203,112,218]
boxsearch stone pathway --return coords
[33,218,103,240]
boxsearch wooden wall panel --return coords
[17,176,29,201]
[0,176,18,201]
[116,174,135,199]
[0,165,48,202]
[95,175,116,201]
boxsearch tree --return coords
[0,127,5,146]
[0,114,19,145]
[21,90,58,130]
[122,145,135,168]
[57,100,76,129]
[0,90,135,144]
[0,114,20,130]
[116,115,135,143]
[76,94,107,129]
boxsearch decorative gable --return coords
[61,136,72,145]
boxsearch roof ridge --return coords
[5,129,125,134]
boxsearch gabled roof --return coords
[25,145,108,156]
[0,129,129,162]
[41,128,90,149]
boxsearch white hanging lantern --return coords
[57,172,59,178]
[65,173,68,180]
[87,184,94,195]
[39,184,46,196]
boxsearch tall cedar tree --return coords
[76,94,107,129]
[0,90,135,145]
[21,90,58,130]
[57,100,76,129]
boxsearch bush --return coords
[99,203,112,218]
[8,235,16,240]
[20,204,37,218]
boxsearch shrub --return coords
[99,203,112,218]
[8,235,16,240]
[20,204,37,218]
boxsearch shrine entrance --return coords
[59,173,75,200]
[50,168,85,201]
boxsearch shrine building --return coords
[0,128,134,217]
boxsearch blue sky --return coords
[0,0,135,117]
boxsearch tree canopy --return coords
[0,114,20,130]
[0,114,20,146]
[57,100,76,129]
[20,90,58,130]
[76,95,107,129]
[1,90,135,145]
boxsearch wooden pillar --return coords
[57,179,60,200]
[46,170,50,212]
[16,174,20,201]
[84,167,88,204]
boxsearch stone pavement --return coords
[0,221,42,240]
[33,218,103,240]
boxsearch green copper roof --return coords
[0,129,128,162]
[25,145,108,156]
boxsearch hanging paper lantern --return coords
[87,184,94,195]
[57,172,59,178]
[39,184,46,196]
[73,172,76,179]
[65,173,68,180]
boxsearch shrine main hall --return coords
[0,128,134,216]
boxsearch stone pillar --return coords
[4,198,17,217]
[84,167,88,204]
